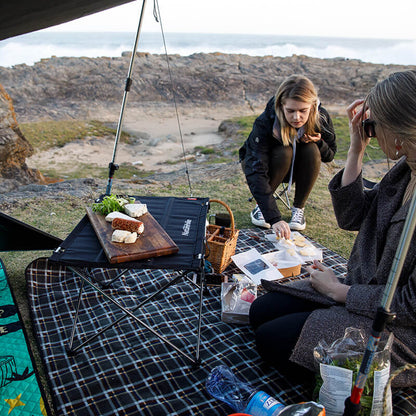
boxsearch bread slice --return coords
[112,217,144,234]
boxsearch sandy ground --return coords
[26,106,249,173]
[26,103,390,180]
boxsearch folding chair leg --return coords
[67,278,86,354]
[274,184,291,210]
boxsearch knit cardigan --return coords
[262,158,416,387]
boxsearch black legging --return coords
[269,142,321,208]
[249,291,321,381]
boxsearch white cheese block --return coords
[124,203,148,218]
[105,211,136,223]
[124,232,138,244]
[111,229,132,243]
[137,222,144,235]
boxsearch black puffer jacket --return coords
[239,97,337,225]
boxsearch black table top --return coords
[50,196,209,271]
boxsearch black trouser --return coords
[268,142,321,208]
[249,291,321,381]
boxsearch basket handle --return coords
[209,199,236,235]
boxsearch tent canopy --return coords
[0,0,135,41]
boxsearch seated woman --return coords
[239,74,336,237]
[249,70,416,388]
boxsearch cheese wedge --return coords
[105,211,134,223]
[124,203,148,218]
[111,229,131,242]
[124,232,138,244]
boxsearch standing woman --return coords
[249,70,416,387]
[239,74,336,238]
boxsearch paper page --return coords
[231,248,283,285]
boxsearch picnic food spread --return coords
[88,195,179,264]
[266,231,323,264]
[93,195,148,244]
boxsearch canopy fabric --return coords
[0,0,135,41]
[0,212,62,251]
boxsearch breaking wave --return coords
[1,31,415,67]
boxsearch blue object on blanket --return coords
[0,258,52,416]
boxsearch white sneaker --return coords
[289,207,306,231]
[250,205,271,229]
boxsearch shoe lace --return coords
[291,208,304,223]
[255,206,265,220]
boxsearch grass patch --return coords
[202,157,233,164]
[331,116,384,162]
[20,120,131,152]
[194,146,216,155]
[41,166,153,181]
[40,164,108,179]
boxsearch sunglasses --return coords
[362,118,377,138]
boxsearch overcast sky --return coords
[46,0,416,40]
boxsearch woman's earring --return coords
[395,138,403,156]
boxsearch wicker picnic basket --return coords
[206,199,239,273]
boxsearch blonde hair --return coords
[365,70,416,145]
[274,74,320,146]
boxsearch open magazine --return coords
[231,248,283,285]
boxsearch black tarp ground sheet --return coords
[26,228,416,415]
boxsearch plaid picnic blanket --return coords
[26,228,416,415]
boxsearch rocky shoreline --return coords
[0,52,412,201]
[2,52,414,122]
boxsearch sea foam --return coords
[0,32,414,67]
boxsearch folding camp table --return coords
[49,195,209,365]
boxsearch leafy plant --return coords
[92,194,135,215]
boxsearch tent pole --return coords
[105,0,147,196]
[343,189,416,415]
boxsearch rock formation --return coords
[0,83,44,189]
[1,53,414,122]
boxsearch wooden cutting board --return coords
[86,207,179,264]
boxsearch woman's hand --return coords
[299,133,321,143]
[342,99,371,187]
[346,99,371,155]
[272,220,291,240]
[306,260,350,303]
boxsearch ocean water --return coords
[0,31,415,68]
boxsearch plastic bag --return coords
[265,231,323,263]
[313,327,393,416]
[221,281,257,324]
